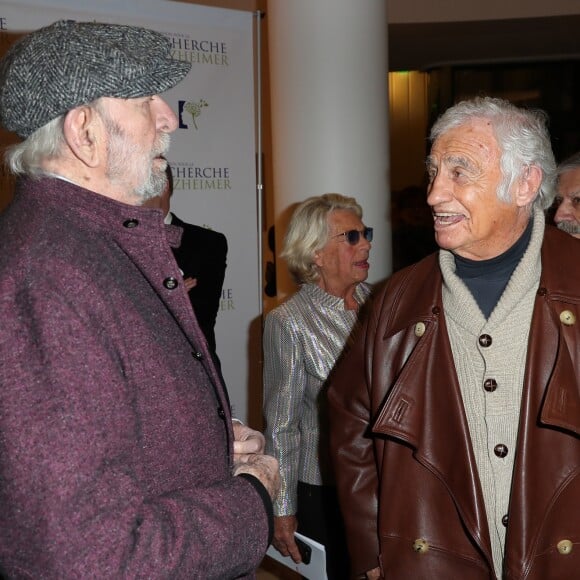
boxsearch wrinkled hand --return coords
[233,453,280,500]
[233,422,265,456]
[183,276,197,292]
[271,515,302,563]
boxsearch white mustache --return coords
[557,221,580,235]
[154,133,171,158]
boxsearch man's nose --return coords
[554,199,573,223]
[155,96,178,133]
[426,173,449,207]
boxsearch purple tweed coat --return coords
[0,177,271,579]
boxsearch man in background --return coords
[0,19,278,578]
[146,163,227,362]
[329,96,579,579]
[553,151,580,238]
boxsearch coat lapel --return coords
[371,260,494,565]
[505,274,580,576]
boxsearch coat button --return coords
[484,378,498,392]
[501,514,509,527]
[557,539,573,555]
[192,351,203,360]
[479,334,492,347]
[123,218,139,228]
[414,322,426,337]
[537,287,547,296]
[494,444,508,458]
[163,277,178,290]
[560,310,576,326]
[412,539,429,553]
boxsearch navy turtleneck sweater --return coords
[454,218,533,319]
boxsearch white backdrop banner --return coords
[0,0,259,421]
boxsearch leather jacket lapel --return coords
[371,280,493,565]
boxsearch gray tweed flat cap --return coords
[0,19,192,138]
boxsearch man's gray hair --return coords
[5,115,65,177]
[282,193,363,285]
[556,151,580,183]
[430,96,557,210]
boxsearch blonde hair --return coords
[281,193,363,284]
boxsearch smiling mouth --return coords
[433,212,465,226]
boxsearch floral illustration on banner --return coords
[183,99,208,130]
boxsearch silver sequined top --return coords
[263,282,371,516]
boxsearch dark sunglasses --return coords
[332,227,373,246]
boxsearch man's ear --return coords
[63,106,102,168]
[515,164,542,208]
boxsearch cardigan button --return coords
[557,539,573,555]
[478,334,492,347]
[494,444,508,458]
[123,218,139,228]
[484,378,498,392]
[412,539,429,554]
[217,406,226,420]
[163,277,178,290]
[192,351,203,360]
[559,310,576,326]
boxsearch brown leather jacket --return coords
[329,226,580,579]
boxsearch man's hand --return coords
[271,515,302,563]
[233,422,265,456]
[233,453,280,500]
[183,276,197,292]
[232,422,279,499]
[366,567,382,579]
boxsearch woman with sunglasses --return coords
[263,193,373,579]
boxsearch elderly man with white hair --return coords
[329,96,579,580]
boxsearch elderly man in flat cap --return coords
[0,20,278,579]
